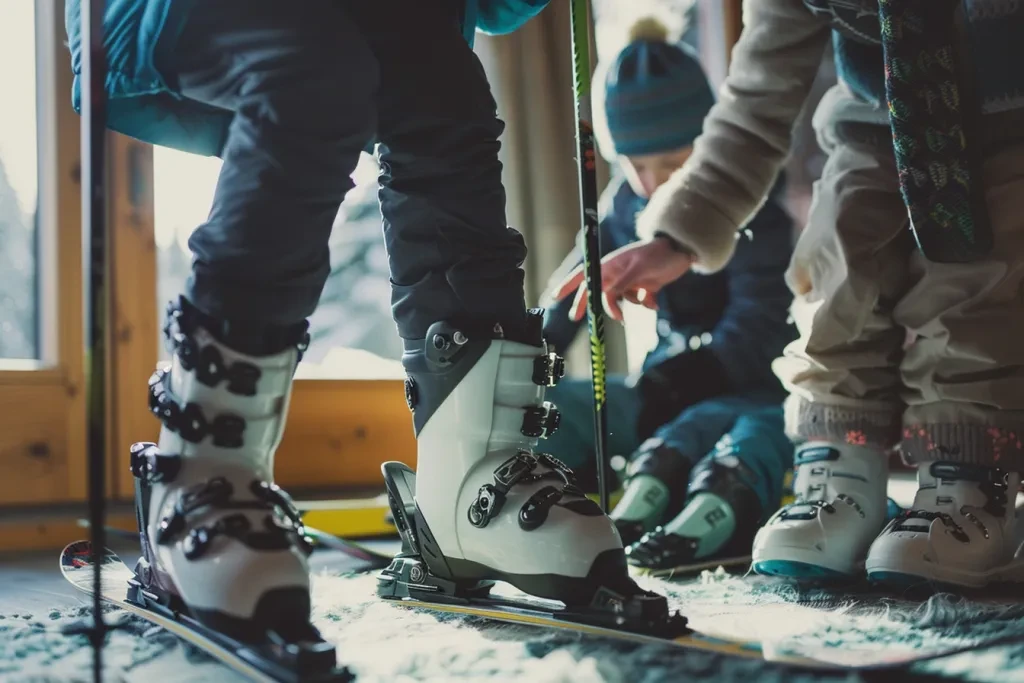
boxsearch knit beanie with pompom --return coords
[593,16,715,158]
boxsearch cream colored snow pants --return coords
[776,121,1024,471]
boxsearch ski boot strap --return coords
[884,508,972,543]
[928,462,1010,518]
[149,368,248,447]
[468,452,592,531]
[130,441,182,484]
[150,473,312,560]
[165,296,310,361]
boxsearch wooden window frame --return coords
[0,1,415,525]
[4,0,631,515]
[0,0,87,508]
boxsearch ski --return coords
[629,554,752,579]
[90,522,394,571]
[371,461,1021,672]
[376,571,1024,672]
[60,541,355,683]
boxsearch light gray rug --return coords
[7,564,1024,683]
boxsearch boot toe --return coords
[865,513,996,587]
[752,502,877,579]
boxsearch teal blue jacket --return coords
[64,0,550,157]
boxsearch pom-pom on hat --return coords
[594,15,715,158]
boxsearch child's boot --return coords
[867,462,1024,588]
[752,441,889,579]
[608,440,691,547]
[625,447,763,572]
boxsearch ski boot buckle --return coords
[468,452,538,528]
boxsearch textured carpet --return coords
[8,562,1024,683]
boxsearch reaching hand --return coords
[551,237,694,322]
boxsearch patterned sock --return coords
[878,0,991,262]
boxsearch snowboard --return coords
[60,541,355,683]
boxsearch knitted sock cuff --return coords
[785,396,902,451]
[901,423,1024,471]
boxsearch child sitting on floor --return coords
[540,16,797,571]
[552,0,1024,588]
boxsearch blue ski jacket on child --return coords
[544,174,797,413]
[63,0,550,157]
[539,21,798,519]
[540,172,797,518]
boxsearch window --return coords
[154,150,404,379]
[0,0,40,362]
[0,0,90,508]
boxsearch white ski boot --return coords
[867,462,1024,588]
[378,312,684,633]
[752,441,889,579]
[128,299,340,674]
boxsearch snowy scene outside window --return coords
[155,149,405,379]
[0,0,40,362]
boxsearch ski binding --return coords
[375,461,690,638]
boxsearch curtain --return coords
[474,3,629,376]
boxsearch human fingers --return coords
[552,264,586,303]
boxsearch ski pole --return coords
[568,0,609,513]
[82,0,110,679]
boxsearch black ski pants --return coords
[155,0,530,346]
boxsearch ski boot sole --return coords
[752,560,852,580]
[866,560,1024,591]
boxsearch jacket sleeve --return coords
[540,178,634,355]
[475,0,552,35]
[707,187,796,392]
[634,0,830,274]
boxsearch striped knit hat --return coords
[594,17,715,158]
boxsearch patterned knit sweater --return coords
[636,0,1024,272]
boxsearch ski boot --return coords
[609,440,690,547]
[377,312,687,636]
[752,441,889,580]
[626,449,763,575]
[127,298,351,682]
[867,463,1024,588]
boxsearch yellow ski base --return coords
[298,494,394,539]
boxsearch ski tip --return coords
[59,541,120,572]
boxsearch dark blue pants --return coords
[157,0,529,345]
[545,376,793,519]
